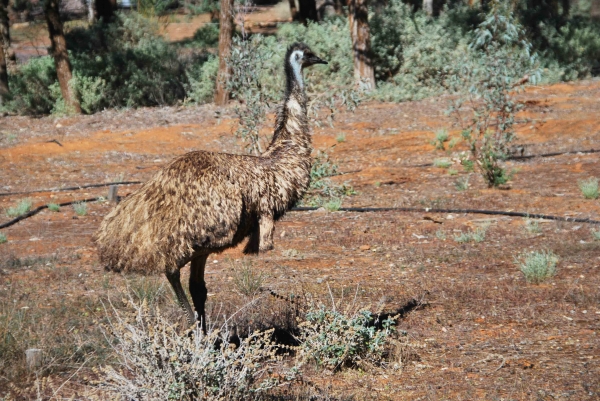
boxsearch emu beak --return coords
[308,55,328,65]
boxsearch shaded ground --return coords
[0,80,599,399]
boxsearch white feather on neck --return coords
[289,50,304,89]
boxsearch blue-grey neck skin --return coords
[289,50,304,90]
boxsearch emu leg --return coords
[166,269,195,326]
[190,255,209,333]
[258,214,274,252]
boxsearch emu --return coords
[94,43,327,331]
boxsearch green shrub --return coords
[516,250,558,284]
[297,304,396,371]
[371,1,469,102]
[447,2,541,187]
[323,198,342,212]
[578,177,599,199]
[2,56,56,115]
[454,224,488,243]
[454,175,470,191]
[433,158,452,169]
[592,229,600,241]
[73,201,87,216]
[431,129,449,150]
[0,232,6,244]
[5,198,33,218]
[47,203,60,212]
[302,151,355,207]
[186,55,219,104]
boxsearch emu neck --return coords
[265,64,311,156]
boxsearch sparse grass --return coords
[435,230,446,240]
[455,175,470,191]
[281,248,303,259]
[591,229,600,241]
[129,276,167,306]
[5,198,33,217]
[232,262,265,297]
[578,177,599,199]
[0,232,6,244]
[47,203,60,212]
[323,198,342,212]
[336,133,346,143]
[448,168,458,176]
[454,224,489,243]
[431,129,449,150]
[515,250,558,284]
[433,158,452,169]
[524,218,542,234]
[72,201,87,216]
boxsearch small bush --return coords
[47,203,60,212]
[323,198,342,212]
[233,262,265,297]
[447,2,541,187]
[186,55,219,104]
[5,198,33,217]
[454,175,470,191]
[336,133,346,143]
[297,304,396,371]
[431,129,449,150]
[454,224,488,243]
[433,158,452,169]
[516,250,558,284]
[578,177,599,199]
[524,218,542,234]
[96,301,296,400]
[73,201,87,216]
[129,276,167,306]
[0,232,7,244]
[592,229,600,241]
[302,151,355,207]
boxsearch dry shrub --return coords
[94,300,299,400]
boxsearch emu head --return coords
[285,43,327,90]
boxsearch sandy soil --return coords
[1,77,599,399]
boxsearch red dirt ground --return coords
[0,80,599,399]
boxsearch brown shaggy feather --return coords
[94,43,326,327]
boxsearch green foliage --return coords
[454,224,488,243]
[136,0,177,17]
[371,1,469,102]
[0,232,6,244]
[2,56,56,115]
[433,158,452,169]
[73,201,87,216]
[227,20,359,153]
[47,203,60,212]
[591,228,600,241]
[129,276,167,306]
[186,55,219,104]
[524,218,542,234]
[297,304,396,371]
[303,151,355,207]
[454,175,470,191]
[447,2,541,188]
[516,250,558,284]
[5,198,32,218]
[578,177,599,199]
[323,198,342,212]
[431,128,449,150]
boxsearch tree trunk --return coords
[95,0,116,22]
[214,0,234,106]
[348,0,375,90]
[0,0,15,65]
[0,25,7,107]
[87,0,95,23]
[298,0,318,23]
[423,0,433,15]
[44,0,81,114]
[288,0,298,20]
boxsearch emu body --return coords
[95,43,327,330]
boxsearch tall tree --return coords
[0,0,14,64]
[348,0,375,90]
[288,0,298,20]
[214,0,234,105]
[44,0,81,114]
